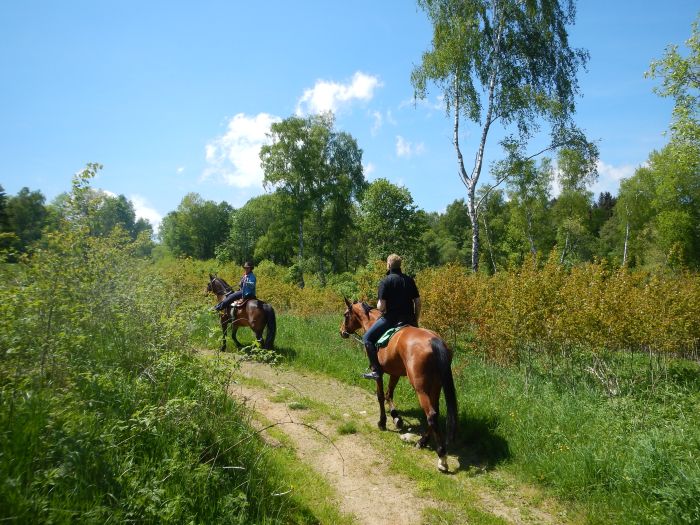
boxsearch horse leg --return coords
[415,389,449,472]
[220,316,228,352]
[254,327,264,347]
[231,325,243,349]
[386,375,403,430]
[374,378,387,431]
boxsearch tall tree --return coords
[500,157,554,263]
[260,116,320,287]
[260,113,364,286]
[0,185,8,231]
[159,193,231,259]
[647,15,699,147]
[412,0,596,271]
[5,187,48,253]
[551,148,597,264]
[359,178,427,265]
[321,128,367,273]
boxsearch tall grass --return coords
[0,210,312,521]
[207,310,700,525]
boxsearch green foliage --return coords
[159,193,232,259]
[0,169,309,523]
[267,312,700,525]
[615,141,700,269]
[359,178,428,262]
[1,186,47,257]
[647,14,700,146]
[412,0,596,271]
[259,113,366,285]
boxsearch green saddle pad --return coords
[376,325,408,348]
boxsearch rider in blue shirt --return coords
[214,261,257,311]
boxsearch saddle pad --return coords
[376,325,408,348]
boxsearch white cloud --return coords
[296,71,382,115]
[130,194,163,232]
[364,162,376,177]
[203,112,281,188]
[176,166,185,174]
[591,160,637,196]
[371,111,383,136]
[551,159,638,197]
[395,135,425,158]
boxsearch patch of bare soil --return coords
[206,351,574,525]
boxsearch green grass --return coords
[0,253,328,524]
[337,421,358,435]
[218,312,700,525]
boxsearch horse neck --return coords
[358,307,381,331]
[213,280,230,300]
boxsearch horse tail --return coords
[262,302,277,349]
[431,337,457,444]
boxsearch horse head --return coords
[340,297,363,338]
[206,274,230,296]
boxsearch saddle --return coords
[376,323,409,348]
[229,296,257,314]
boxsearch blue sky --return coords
[1,1,697,230]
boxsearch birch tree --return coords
[412,0,596,271]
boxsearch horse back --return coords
[382,327,449,377]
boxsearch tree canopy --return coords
[412,0,596,271]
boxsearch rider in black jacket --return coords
[362,254,421,380]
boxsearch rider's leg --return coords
[362,317,392,380]
[215,290,242,311]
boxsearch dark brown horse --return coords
[339,298,457,472]
[207,274,276,351]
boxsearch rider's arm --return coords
[413,297,422,325]
[377,299,386,313]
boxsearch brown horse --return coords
[339,298,457,472]
[206,274,276,350]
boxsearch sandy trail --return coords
[209,352,572,525]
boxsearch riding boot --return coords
[362,341,383,380]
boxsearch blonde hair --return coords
[386,254,402,270]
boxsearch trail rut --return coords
[206,351,574,525]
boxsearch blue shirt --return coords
[239,272,257,298]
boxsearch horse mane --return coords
[213,275,232,293]
[360,302,374,316]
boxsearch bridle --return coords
[209,277,232,296]
[340,304,369,344]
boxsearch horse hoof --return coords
[438,456,449,472]
[378,421,387,431]
[394,417,404,430]
[416,439,428,449]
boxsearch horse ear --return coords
[343,297,352,308]
[209,273,214,280]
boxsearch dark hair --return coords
[243,261,254,269]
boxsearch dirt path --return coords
[206,351,573,525]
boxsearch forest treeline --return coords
[1,126,698,280]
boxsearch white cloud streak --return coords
[296,72,382,115]
[395,135,425,158]
[203,112,281,189]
